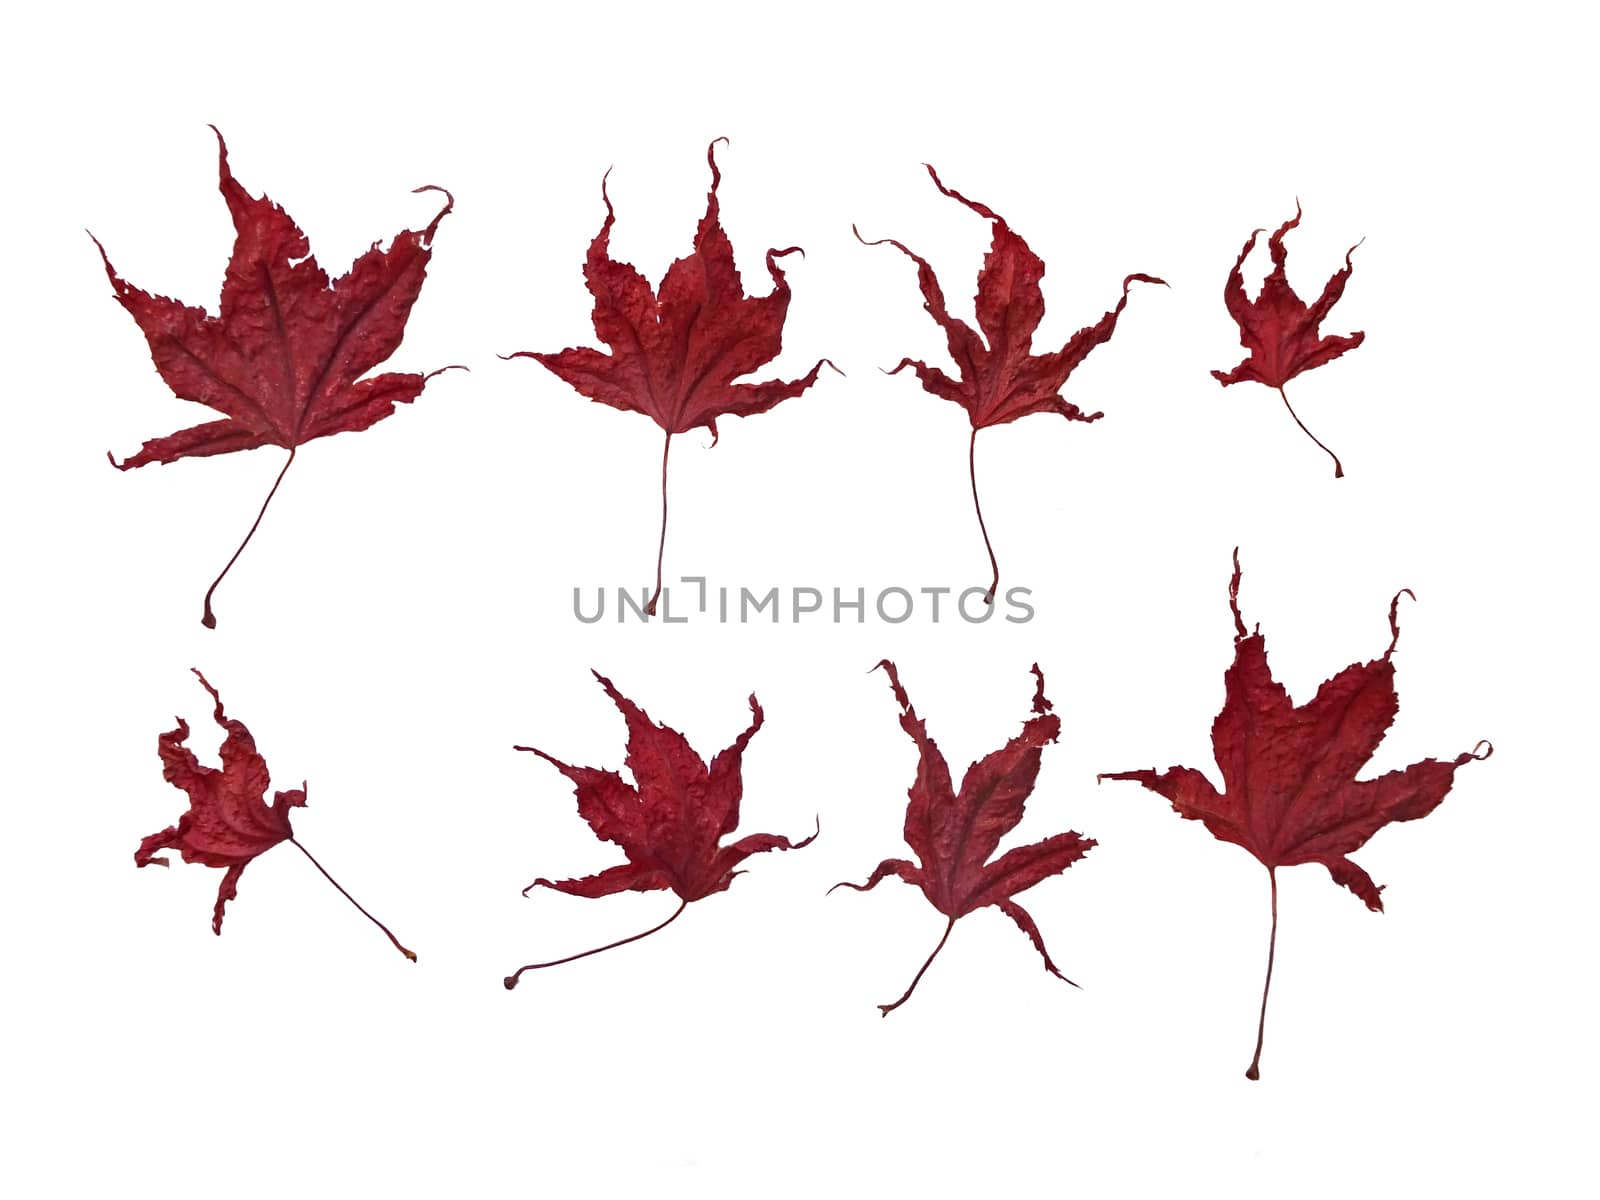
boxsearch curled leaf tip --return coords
[413,184,454,239]
[1470,740,1494,761]
[705,138,728,192]
[1385,588,1416,656]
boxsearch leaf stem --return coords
[880,915,957,1016]
[969,428,999,605]
[202,446,296,628]
[646,431,672,617]
[504,898,688,989]
[1276,385,1343,478]
[1245,867,1278,1081]
[288,837,416,962]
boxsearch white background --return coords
[3,1,1593,1195]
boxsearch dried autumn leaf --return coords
[135,669,414,960]
[505,671,816,988]
[94,127,457,626]
[858,166,1163,602]
[833,661,1093,1014]
[509,140,834,615]
[1101,550,1491,1079]
[1213,204,1364,477]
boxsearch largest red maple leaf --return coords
[1212,204,1364,477]
[505,671,817,989]
[509,140,834,615]
[858,166,1164,602]
[135,669,415,960]
[94,127,456,626]
[833,661,1094,1014]
[1100,551,1491,1079]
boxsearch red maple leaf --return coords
[509,140,835,615]
[1100,551,1491,1079]
[135,670,415,960]
[858,166,1163,602]
[832,661,1093,1015]
[94,127,458,627]
[1212,204,1364,477]
[505,671,817,988]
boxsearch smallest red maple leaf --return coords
[1100,550,1492,1079]
[135,670,414,960]
[858,165,1164,603]
[832,660,1093,1015]
[1213,204,1364,477]
[505,671,816,989]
